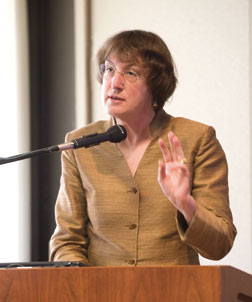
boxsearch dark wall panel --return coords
[28,0,75,260]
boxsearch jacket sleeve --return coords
[176,126,237,260]
[49,133,89,265]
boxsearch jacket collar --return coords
[107,109,172,138]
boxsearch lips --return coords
[108,95,125,101]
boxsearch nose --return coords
[111,70,124,89]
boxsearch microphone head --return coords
[107,125,127,143]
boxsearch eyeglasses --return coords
[102,63,142,83]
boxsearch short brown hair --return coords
[97,30,177,110]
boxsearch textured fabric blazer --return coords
[50,110,236,266]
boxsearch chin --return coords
[105,106,123,118]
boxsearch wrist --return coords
[180,195,196,225]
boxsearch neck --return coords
[115,111,155,146]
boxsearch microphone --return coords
[56,125,127,151]
[0,125,127,165]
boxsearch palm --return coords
[158,160,190,209]
[158,132,195,221]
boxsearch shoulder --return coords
[167,115,216,141]
[155,110,212,134]
[168,116,223,159]
[157,111,218,151]
[169,115,211,133]
[153,110,216,143]
[65,120,109,141]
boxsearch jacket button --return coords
[131,187,137,194]
[128,224,137,229]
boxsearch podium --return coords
[0,265,251,301]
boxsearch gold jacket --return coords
[50,110,236,266]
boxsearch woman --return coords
[49,30,236,266]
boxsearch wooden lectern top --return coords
[0,265,251,302]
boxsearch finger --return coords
[173,136,185,162]
[158,160,166,182]
[168,132,178,161]
[168,131,185,163]
[172,164,190,187]
[158,138,172,162]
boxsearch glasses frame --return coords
[101,62,143,83]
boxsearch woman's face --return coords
[102,53,154,123]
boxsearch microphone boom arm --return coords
[0,145,59,165]
[0,125,127,165]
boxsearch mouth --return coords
[108,95,125,101]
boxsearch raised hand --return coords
[158,131,195,224]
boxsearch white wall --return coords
[0,0,30,261]
[89,0,252,273]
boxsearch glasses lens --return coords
[102,63,140,82]
[124,71,138,82]
[103,64,115,77]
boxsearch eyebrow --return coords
[105,59,139,70]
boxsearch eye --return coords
[124,70,139,82]
[104,65,115,73]
[125,70,137,77]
